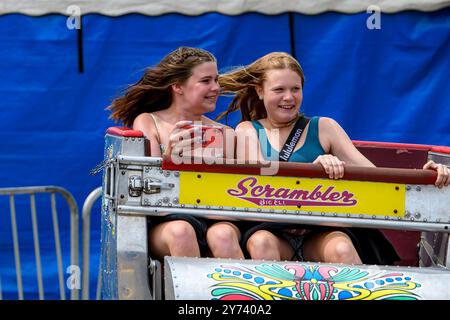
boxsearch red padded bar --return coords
[162,157,437,185]
[106,126,144,137]
[430,146,450,155]
[352,140,432,151]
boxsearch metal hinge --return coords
[129,175,174,196]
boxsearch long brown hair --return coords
[108,47,216,127]
[217,52,305,122]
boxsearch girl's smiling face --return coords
[256,68,303,124]
[177,61,220,114]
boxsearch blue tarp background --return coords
[0,10,449,299]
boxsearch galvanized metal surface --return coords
[165,257,450,300]
[101,133,155,300]
[118,205,450,233]
[428,152,450,167]
[405,184,450,224]
[419,232,449,267]
[117,215,152,300]
[141,168,180,207]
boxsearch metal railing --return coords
[81,187,102,300]
[0,186,79,300]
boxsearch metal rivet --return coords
[173,198,179,204]
[414,212,421,219]
[174,171,179,177]
[416,186,421,192]
[406,185,411,191]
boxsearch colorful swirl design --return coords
[208,264,421,300]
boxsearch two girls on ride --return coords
[110,47,449,265]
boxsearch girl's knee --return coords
[207,223,243,259]
[166,220,198,242]
[247,230,277,252]
[324,232,361,264]
[207,223,240,245]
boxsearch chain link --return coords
[90,158,114,176]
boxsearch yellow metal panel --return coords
[180,172,405,217]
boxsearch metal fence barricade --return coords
[0,186,79,300]
[81,186,102,300]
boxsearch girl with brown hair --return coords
[109,47,244,260]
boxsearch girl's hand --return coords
[165,121,202,159]
[313,154,346,179]
[423,160,450,188]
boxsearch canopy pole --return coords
[288,12,297,60]
[77,16,84,73]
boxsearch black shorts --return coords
[240,222,318,260]
[147,214,209,256]
[241,223,400,265]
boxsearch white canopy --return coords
[1,0,450,16]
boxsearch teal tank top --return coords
[250,116,325,163]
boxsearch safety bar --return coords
[159,157,439,185]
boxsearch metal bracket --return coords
[128,175,175,197]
